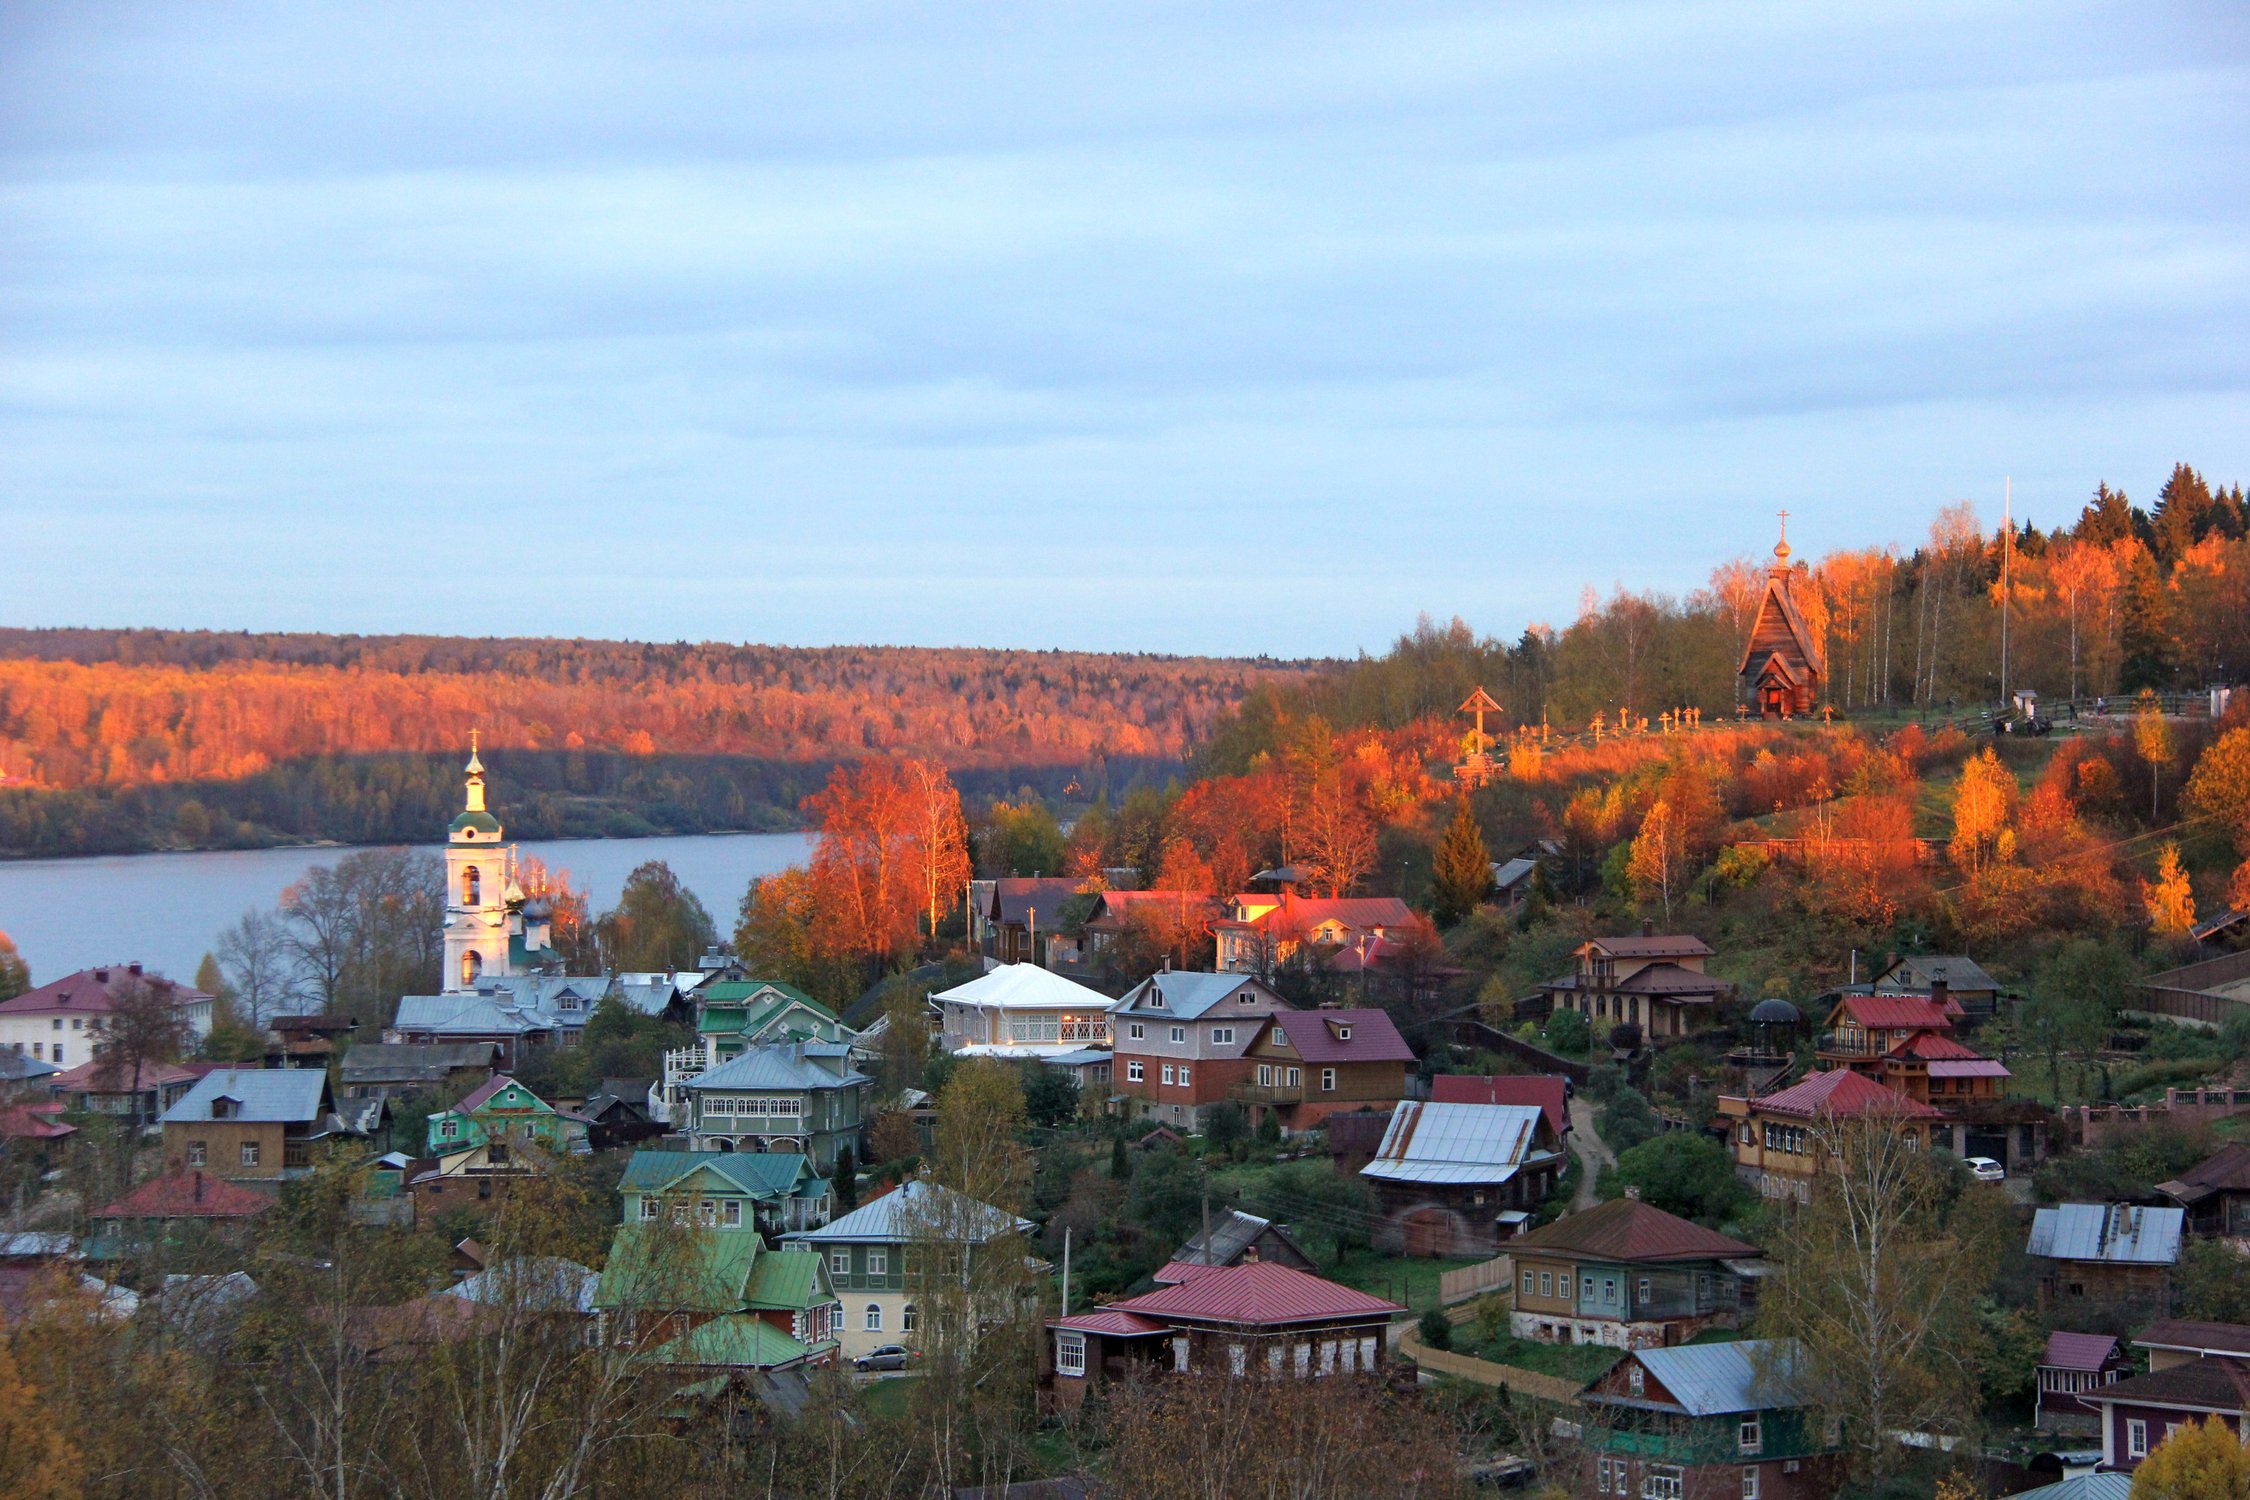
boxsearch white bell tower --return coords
[442,734,512,993]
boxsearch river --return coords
[0,831,817,986]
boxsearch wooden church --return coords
[1737,520,1825,717]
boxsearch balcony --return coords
[1227,1081,1304,1106]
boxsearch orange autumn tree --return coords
[803,757,972,971]
[1949,748,2018,882]
[2144,843,2196,939]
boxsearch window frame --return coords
[1055,1331,1086,1377]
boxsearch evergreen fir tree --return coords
[1430,799,1494,927]
[1109,1134,1131,1180]
[833,1145,859,1212]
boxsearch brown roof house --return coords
[1540,930,1730,1044]
[2156,1143,2250,1238]
[89,1169,273,1261]
[1506,1194,1762,1350]
[1229,1007,1415,1134]
[2035,1331,2132,1431]
[980,878,1085,966]
[1360,1100,1564,1257]
[1718,1068,1942,1205]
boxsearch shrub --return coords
[1601,1087,1659,1153]
[1543,1009,1591,1055]
[1585,1062,1623,1101]
[1417,1308,1453,1351]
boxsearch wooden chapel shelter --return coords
[1737,515,1825,718]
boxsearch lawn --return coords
[859,1375,918,1419]
[1323,1249,1485,1316]
[1455,1331,1622,1386]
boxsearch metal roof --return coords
[619,1149,818,1198]
[1106,1262,1401,1326]
[1614,1339,1809,1416]
[443,1258,599,1315]
[780,1179,1029,1245]
[1111,972,1284,1021]
[1360,1101,1556,1186]
[933,965,1109,1012]
[2002,1476,2130,1500]
[2039,1331,2121,1372]
[161,1068,327,1124]
[2027,1204,2184,1266]
[685,1044,868,1093]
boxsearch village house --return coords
[595,1223,842,1374]
[408,1141,547,1222]
[87,1169,273,1261]
[1871,954,2003,1020]
[2035,1332,2133,1431]
[1153,1209,1316,1284]
[159,1068,352,1185]
[2155,1143,2250,1237]
[1539,929,1730,1043]
[1719,1068,1941,1203]
[47,1057,209,1128]
[338,1042,502,1105]
[2136,1318,2250,1370]
[2079,1355,2250,1474]
[0,963,214,1069]
[1078,890,1221,970]
[930,965,1114,1090]
[980,877,1083,966]
[0,1102,74,1172]
[1737,526,1826,717]
[1360,1100,1565,1256]
[1813,991,1968,1075]
[781,1179,1033,1359]
[620,1148,833,1235]
[2028,1203,2184,1309]
[656,979,851,1125]
[390,972,686,1071]
[580,1077,663,1148]
[1578,1339,1846,1500]
[0,1051,58,1102]
[1109,970,1290,1132]
[679,1042,870,1173]
[1045,1262,1403,1414]
[425,1075,591,1156]
[1506,1195,1762,1350]
[265,1013,357,1068]
[1429,1074,1571,1140]
[1212,894,1417,976]
[1230,1007,1414,1135]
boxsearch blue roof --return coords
[1111,971,1279,1021]
[2028,1204,2184,1266]
[161,1068,327,1124]
[1604,1340,1810,1416]
[2004,1476,2131,1500]
[781,1179,1029,1245]
[685,1044,867,1094]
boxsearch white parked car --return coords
[1965,1156,2006,1184]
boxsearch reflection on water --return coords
[0,831,815,984]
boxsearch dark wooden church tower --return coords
[1737,518,1824,717]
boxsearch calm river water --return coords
[0,831,816,985]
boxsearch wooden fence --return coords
[1439,1255,1514,1307]
[1397,1324,1585,1403]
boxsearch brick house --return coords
[0,963,214,1069]
[1506,1195,1761,1350]
[1539,932,1730,1043]
[1044,1262,1402,1413]
[1229,1008,1414,1134]
[1579,1339,1845,1500]
[1109,971,1292,1132]
[159,1069,345,1185]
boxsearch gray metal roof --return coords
[1615,1339,1809,1416]
[161,1068,327,1124]
[0,1051,58,1084]
[685,1044,868,1094]
[339,1042,496,1084]
[2003,1477,2131,1500]
[1360,1101,1558,1186]
[1111,972,1282,1021]
[1877,953,2000,992]
[1491,857,1538,889]
[780,1179,1029,1245]
[443,1257,599,1315]
[2028,1204,2184,1266]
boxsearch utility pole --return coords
[1061,1225,1072,1318]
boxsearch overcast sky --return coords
[2,3,2245,657]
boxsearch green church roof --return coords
[450,811,503,836]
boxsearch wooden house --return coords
[982,878,1084,966]
[1153,1209,1315,1284]
[1045,1262,1402,1414]
[2155,1144,2250,1237]
[2028,1203,2184,1309]
[619,1148,833,1236]
[2079,1357,2250,1474]
[1360,1100,1564,1256]
[1736,529,1825,718]
[425,1075,590,1156]
[780,1179,1033,1359]
[593,1224,841,1374]
[1718,1069,1941,1204]
[158,1068,348,1184]
[1506,1195,1761,1350]
[1579,1339,1845,1500]
[1539,930,1729,1043]
[88,1169,272,1261]
[1230,1007,1414,1134]
[2035,1332,2131,1430]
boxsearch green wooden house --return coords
[679,1043,869,1172]
[595,1221,842,1367]
[780,1178,1034,1359]
[696,981,849,1057]
[1577,1339,1845,1500]
[618,1148,834,1234]
[425,1075,590,1156]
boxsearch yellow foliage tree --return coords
[0,1337,81,1500]
[1950,747,2018,881]
[2144,842,2196,939]
[2135,688,2176,820]
[2186,726,2250,855]
[2131,1414,2250,1499]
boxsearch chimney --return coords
[128,962,142,976]
[1623,1184,1642,1200]
[1930,977,1949,1008]
[1641,918,1655,938]
[93,969,108,983]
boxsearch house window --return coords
[1522,1271,1534,1296]
[1127,1062,1144,1083]
[1170,1026,1185,1044]
[831,1252,850,1279]
[1739,1415,1761,1455]
[1056,1332,1086,1376]
[639,1198,658,1221]
[1227,1343,1248,1377]
[1173,1336,1190,1373]
[1540,1272,1554,1297]
[2128,1420,2149,1458]
[187,1141,207,1168]
[1597,1458,1614,1493]
[868,1250,887,1276]
[865,1304,882,1332]
[698,1201,718,1226]
[1178,1065,1190,1086]
[1212,1028,1234,1045]
[240,1141,261,1168]
[1337,1026,1352,1041]
[1560,1275,1573,1299]
[1628,1364,1645,1397]
[902,1304,916,1333]
[1129,1023,1145,1040]
[1238,992,1257,1004]
[1742,1468,1759,1500]
[1641,1464,1683,1499]
[722,1201,741,1227]
[1258,1065,1273,1086]
[1357,1336,1375,1369]
[1286,1068,1300,1086]
[1147,991,1166,1008]
[1161,1065,1175,1086]
[438,1120,460,1139]
[1637,1277,1652,1305]
[1320,1069,1336,1093]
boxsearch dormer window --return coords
[1146,991,1165,1009]
[210,1097,237,1120]
[1337,1026,1353,1041]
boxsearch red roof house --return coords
[94,1169,274,1221]
[1719,1069,1941,1204]
[1045,1262,1402,1411]
[2036,1330,2131,1429]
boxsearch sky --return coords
[2,2,2246,658]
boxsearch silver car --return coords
[1965,1156,2006,1184]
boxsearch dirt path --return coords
[1566,1094,1614,1210]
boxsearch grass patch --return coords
[1459,1331,1622,1386]
[1323,1249,1484,1316]
[859,1375,918,1419]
